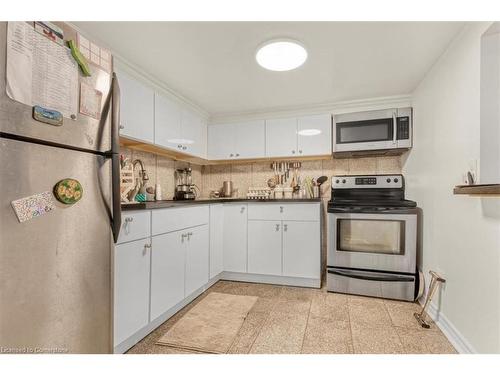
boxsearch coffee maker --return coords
[174,168,196,200]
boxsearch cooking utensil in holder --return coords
[414,271,446,328]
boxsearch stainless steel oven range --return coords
[327,174,418,301]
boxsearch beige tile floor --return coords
[127,280,456,355]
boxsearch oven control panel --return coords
[332,175,403,189]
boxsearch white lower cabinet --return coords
[150,231,185,321]
[185,225,209,296]
[209,204,224,278]
[114,238,151,346]
[248,220,282,275]
[115,202,321,353]
[223,204,248,272]
[282,221,320,279]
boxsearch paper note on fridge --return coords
[6,21,79,119]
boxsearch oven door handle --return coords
[328,269,414,282]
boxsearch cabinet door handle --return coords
[143,243,151,255]
[181,233,188,242]
[124,217,133,234]
[284,224,288,232]
[240,206,245,213]
[280,206,284,213]
[187,232,193,240]
[275,224,280,231]
[119,124,124,130]
[299,150,302,154]
[291,150,296,154]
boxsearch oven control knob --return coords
[386,178,391,183]
[335,179,340,184]
[342,179,346,184]
[394,178,399,183]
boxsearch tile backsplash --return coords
[121,146,402,200]
[201,156,402,199]
[120,147,202,200]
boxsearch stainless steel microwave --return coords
[333,108,412,156]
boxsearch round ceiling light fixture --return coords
[256,39,308,71]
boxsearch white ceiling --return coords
[74,22,465,116]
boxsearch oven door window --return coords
[337,219,405,255]
[336,118,394,144]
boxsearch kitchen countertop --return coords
[122,198,322,211]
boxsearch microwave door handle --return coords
[392,111,397,145]
[328,269,414,282]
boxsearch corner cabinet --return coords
[115,68,154,144]
[222,202,321,288]
[154,91,207,159]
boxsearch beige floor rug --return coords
[156,292,258,353]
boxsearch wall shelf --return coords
[453,184,500,196]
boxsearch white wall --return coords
[404,22,500,353]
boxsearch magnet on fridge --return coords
[53,179,83,205]
[33,106,63,126]
[11,191,56,223]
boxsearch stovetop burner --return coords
[327,174,417,212]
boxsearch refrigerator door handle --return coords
[109,73,122,243]
[327,269,414,282]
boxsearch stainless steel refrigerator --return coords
[0,22,121,353]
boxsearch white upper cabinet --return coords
[234,120,266,159]
[297,114,332,156]
[154,91,207,159]
[154,93,182,152]
[208,123,234,160]
[181,108,207,159]
[208,120,265,160]
[116,69,154,144]
[265,117,298,157]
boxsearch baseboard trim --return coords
[221,271,321,288]
[419,299,477,354]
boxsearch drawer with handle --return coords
[117,211,151,244]
[247,203,320,221]
[152,206,209,236]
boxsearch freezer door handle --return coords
[110,73,122,243]
[327,269,414,282]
